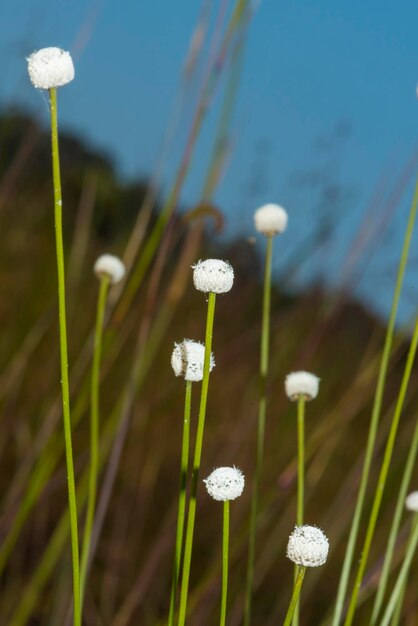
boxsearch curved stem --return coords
[244,234,273,626]
[177,291,217,626]
[168,380,193,626]
[343,316,418,626]
[379,515,418,626]
[220,501,230,626]
[80,275,110,606]
[49,86,80,626]
[371,414,418,624]
[332,177,418,626]
[283,566,306,626]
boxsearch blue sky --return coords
[0,0,417,321]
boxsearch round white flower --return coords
[287,525,329,567]
[94,254,125,285]
[192,259,234,294]
[171,340,215,382]
[254,203,288,236]
[285,371,320,401]
[204,467,245,502]
[405,491,418,512]
[27,47,75,89]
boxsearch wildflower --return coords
[405,491,418,512]
[285,371,320,401]
[27,47,75,89]
[204,467,245,501]
[192,259,234,294]
[287,525,329,567]
[254,203,288,236]
[94,254,125,284]
[171,340,215,382]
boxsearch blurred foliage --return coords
[0,109,417,626]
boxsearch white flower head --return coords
[27,47,75,89]
[171,340,215,382]
[94,254,125,285]
[192,259,234,294]
[254,203,288,236]
[204,466,245,502]
[285,371,320,401]
[287,525,329,567]
[405,491,418,512]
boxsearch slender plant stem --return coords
[371,414,418,624]
[293,396,306,626]
[80,275,110,605]
[168,380,193,626]
[177,291,217,626]
[49,86,80,626]
[283,566,306,626]
[220,500,230,626]
[389,579,406,626]
[332,178,418,626]
[244,234,273,626]
[343,316,418,626]
[379,515,418,626]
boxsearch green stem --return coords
[332,177,418,626]
[244,234,273,626]
[80,275,110,606]
[49,86,80,626]
[177,291,217,626]
[168,380,193,626]
[293,396,306,626]
[283,566,306,626]
[379,515,418,626]
[220,500,230,626]
[343,316,418,626]
[389,579,406,626]
[371,415,418,624]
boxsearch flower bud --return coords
[192,259,234,294]
[171,340,215,382]
[405,491,418,513]
[287,525,329,567]
[285,371,320,401]
[254,203,288,236]
[94,254,125,285]
[204,466,245,502]
[27,47,75,89]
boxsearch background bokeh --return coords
[0,2,418,625]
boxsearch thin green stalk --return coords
[343,316,418,626]
[220,500,230,626]
[80,275,110,605]
[297,397,305,526]
[371,415,418,624]
[168,380,193,626]
[177,291,217,626]
[283,566,306,626]
[389,579,406,626]
[332,177,418,626]
[49,86,80,626]
[293,396,306,626]
[379,515,418,626]
[244,234,273,626]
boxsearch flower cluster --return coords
[204,467,245,502]
[171,340,215,382]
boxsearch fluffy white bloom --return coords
[27,47,75,89]
[204,466,245,502]
[192,259,234,294]
[171,340,215,382]
[94,254,125,285]
[287,525,329,567]
[254,203,288,236]
[285,371,320,401]
[405,491,418,512]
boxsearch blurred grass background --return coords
[0,108,417,625]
